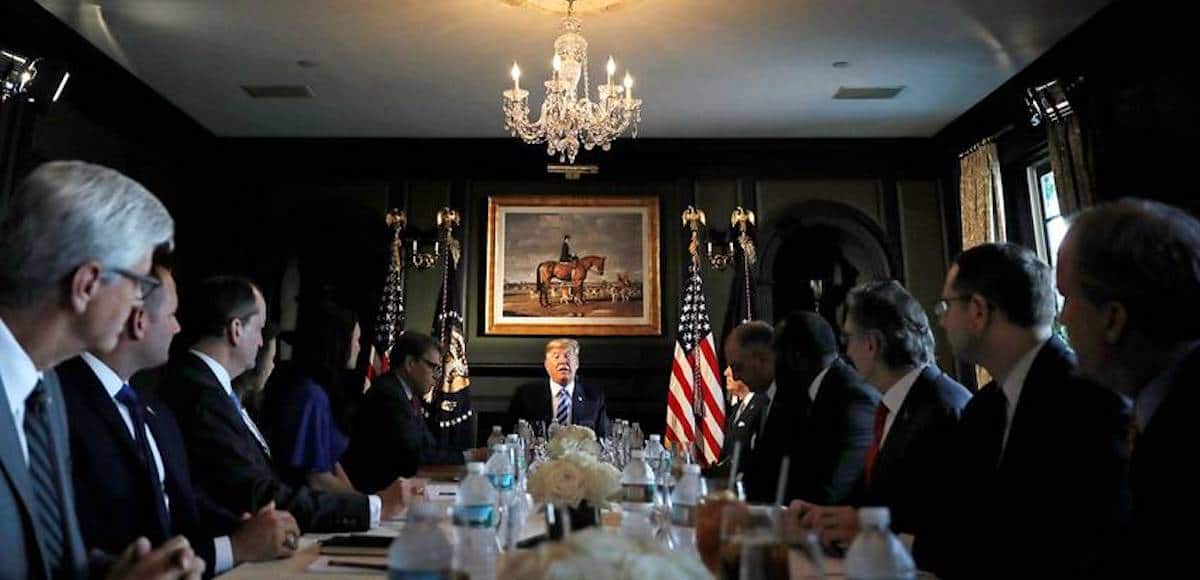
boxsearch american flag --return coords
[666,256,725,466]
[368,210,408,382]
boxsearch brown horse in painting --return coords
[536,255,605,307]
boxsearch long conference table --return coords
[222,466,861,579]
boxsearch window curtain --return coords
[959,141,1006,250]
[958,141,1005,387]
[1046,111,1096,214]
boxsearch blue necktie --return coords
[116,384,171,538]
[25,380,66,577]
[556,388,571,426]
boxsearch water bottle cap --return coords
[492,425,502,432]
[858,507,890,527]
[506,433,519,440]
[682,464,701,474]
[649,434,661,441]
[467,462,486,474]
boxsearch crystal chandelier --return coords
[502,0,642,163]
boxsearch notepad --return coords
[318,534,393,557]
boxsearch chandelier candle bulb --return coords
[606,56,616,87]
[511,63,521,93]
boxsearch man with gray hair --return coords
[508,338,609,437]
[793,281,969,550]
[1056,198,1200,576]
[0,161,205,579]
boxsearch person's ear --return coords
[67,261,105,315]
[1100,301,1128,345]
[128,306,149,341]
[228,317,243,347]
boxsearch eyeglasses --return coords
[419,357,442,372]
[106,267,161,298]
[933,295,972,317]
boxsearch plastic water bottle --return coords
[388,502,453,579]
[453,462,498,580]
[669,463,706,550]
[485,444,515,495]
[486,425,505,449]
[644,434,666,484]
[619,449,658,540]
[844,507,916,580]
[505,433,526,480]
[629,422,645,449]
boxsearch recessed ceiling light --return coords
[832,61,850,69]
[297,60,317,68]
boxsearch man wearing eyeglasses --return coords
[791,281,969,553]
[343,331,470,493]
[1,161,206,579]
[57,257,302,577]
[915,242,1130,580]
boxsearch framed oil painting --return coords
[485,195,662,336]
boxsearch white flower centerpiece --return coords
[501,527,711,580]
[528,425,620,534]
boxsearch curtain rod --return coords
[958,124,1015,159]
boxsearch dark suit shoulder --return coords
[916,367,971,415]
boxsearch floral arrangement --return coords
[500,527,710,580]
[528,450,621,509]
[547,424,602,458]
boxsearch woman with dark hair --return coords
[260,301,361,493]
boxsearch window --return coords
[1028,160,1066,267]
[1028,160,1067,317]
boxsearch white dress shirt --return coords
[80,353,235,574]
[549,379,576,423]
[0,316,41,465]
[878,365,925,447]
[807,364,833,402]
[189,349,383,527]
[732,391,755,424]
[999,340,1048,454]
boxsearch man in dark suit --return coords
[162,276,411,533]
[772,311,879,505]
[1056,199,1200,577]
[507,338,609,437]
[58,261,300,576]
[0,161,204,579]
[917,242,1131,580]
[723,321,779,496]
[794,281,970,549]
[343,332,468,492]
[713,365,765,473]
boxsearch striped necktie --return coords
[555,387,571,426]
[25,380,66,578]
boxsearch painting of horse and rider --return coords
[486,195,662,336]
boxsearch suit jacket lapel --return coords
[873,369,932,484]
[70,361,147,471]
[186,353,271,463]
[0,374,36,530]
[571,383,590,424]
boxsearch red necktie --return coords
[410,395,421,417]
[863,402,889,488]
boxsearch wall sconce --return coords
[706,237,735,270]
[809,279,824,311]
[410,237,439,270]
[409,207,462,270]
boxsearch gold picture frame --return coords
[485,195,662,336]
